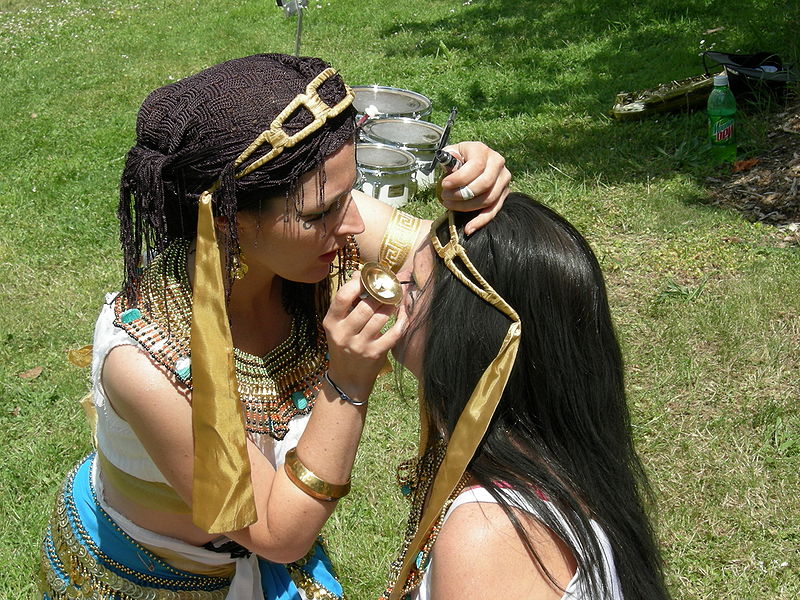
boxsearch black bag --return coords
[702,51,798,104]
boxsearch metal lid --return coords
[362,118,444,150]
[356,144,416,175]
[351,86,431,117]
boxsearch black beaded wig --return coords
[117,53,356,305]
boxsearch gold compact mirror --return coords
[360,262,403,306]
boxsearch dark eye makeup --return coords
[400,279,422,314]
[300,197,343,228]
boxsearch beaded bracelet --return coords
[323,371,367,407]
[284,447,351,501]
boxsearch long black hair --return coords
[418,193,669,599]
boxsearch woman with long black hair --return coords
[384,193,670,600]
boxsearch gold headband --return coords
[234,68,355,178]
[388,212,522,599]
[190,68,354,534]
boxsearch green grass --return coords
[2,0,799,598]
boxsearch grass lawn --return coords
[1,0,798,598]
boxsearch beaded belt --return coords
[38,455,231,600]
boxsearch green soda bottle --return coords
[707,73,737,163]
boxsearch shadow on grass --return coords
[367,0,799,198]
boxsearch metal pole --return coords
[294,4,303,56]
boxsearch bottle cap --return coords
[713,73,729,86]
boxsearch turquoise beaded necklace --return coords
[114,240,328,441]
[380,443,471,599]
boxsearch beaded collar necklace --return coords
[113,240,328,441]
[380,444,470,599]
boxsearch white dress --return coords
[91,293,310,482]
[415,486,625,600]
[88,294,314,599]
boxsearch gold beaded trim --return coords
[379,209,423,273]
[38,458,230,599]
[286,538,344,600]
[113,240,329,441]
[287,567,343,600]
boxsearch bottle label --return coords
[712,118,734,142]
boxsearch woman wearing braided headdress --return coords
[382,194,670,600]
[38,54,510,600]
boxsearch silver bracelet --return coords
[323,371,367,407]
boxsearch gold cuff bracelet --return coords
[284,447,352,502]
[379,209,423,273]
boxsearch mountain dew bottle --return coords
[707,73,737,163]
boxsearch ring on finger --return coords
[459,185,475,200]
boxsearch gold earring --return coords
[232,252,249,280]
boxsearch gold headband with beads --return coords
[191,68,354,534]
[387,211,522,599]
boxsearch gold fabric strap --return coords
[97,450,190,514]
[190,191,258,534]
[189,68,354,534]
[284,447,351,501]
[378,209,423,273]
[388,212,522,600]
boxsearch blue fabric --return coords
[258,541,343,599]
[295,542,342,595]
[41,453,343,599]
[41,454,230,593]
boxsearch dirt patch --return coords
[706,95,800,244]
